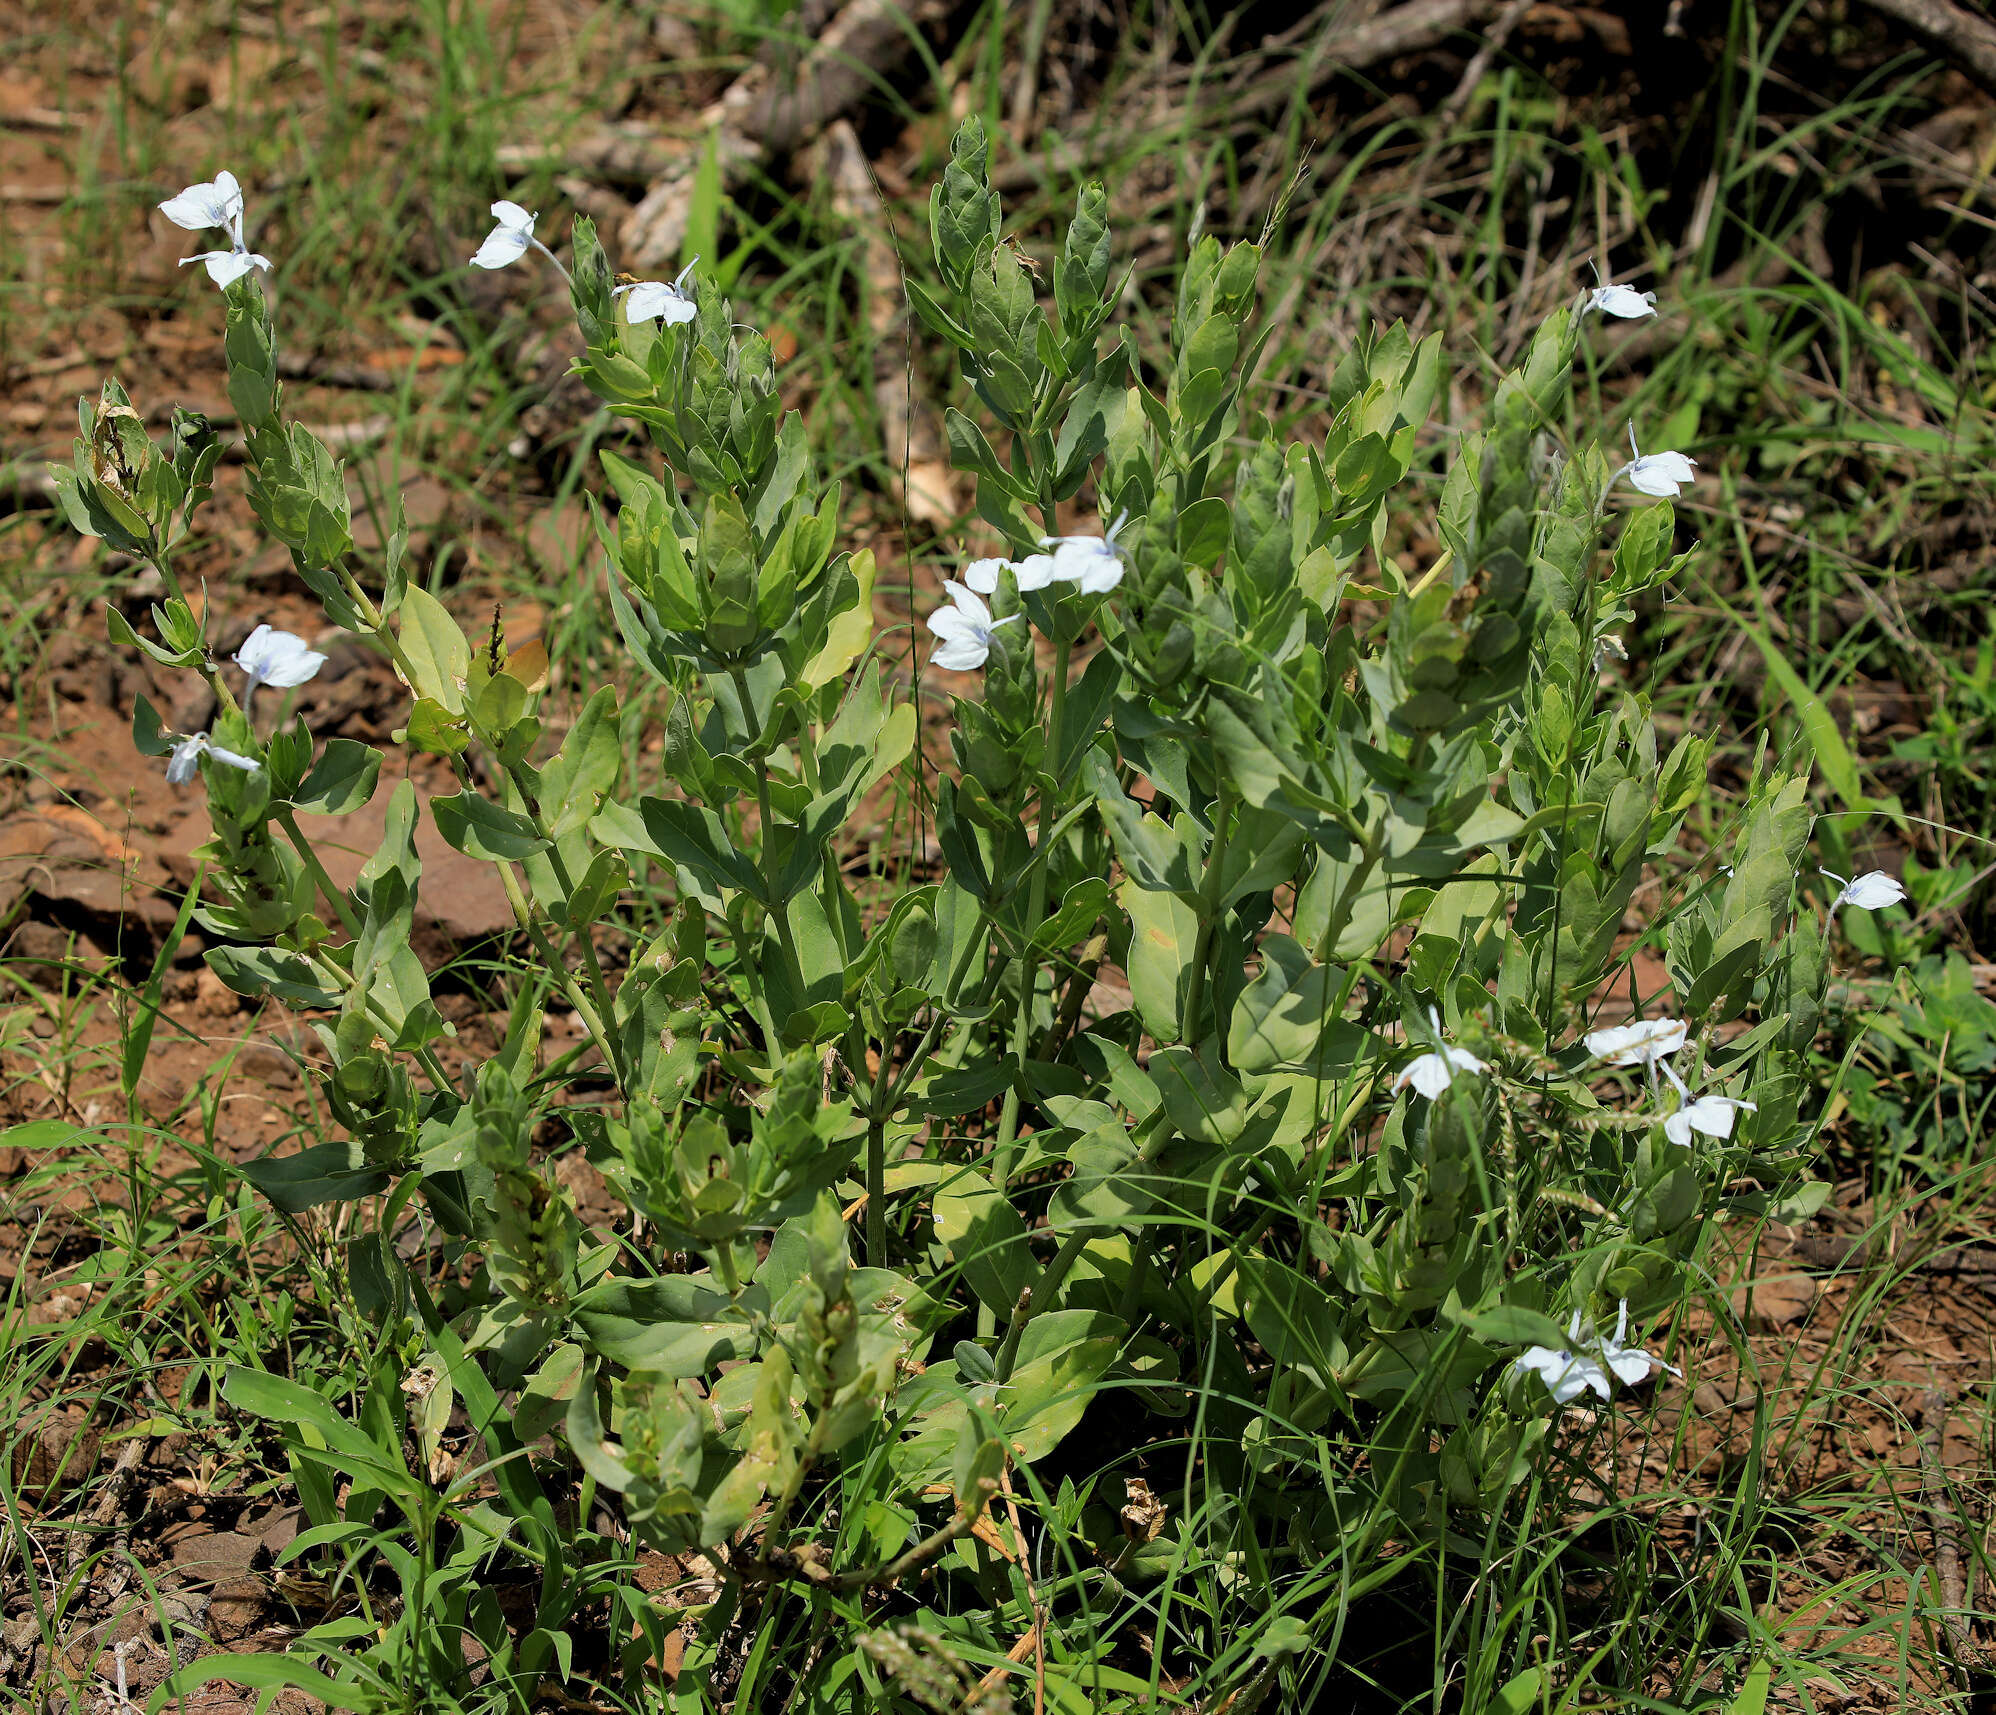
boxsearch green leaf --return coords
[803,546,877,690]
[999,1310,1120,1462]
[934,1167,1037,1315]
[630,797,764,899]
[290,739,380,816]
[403,696,471,756]
[131,692,173,756]
[205,945,344,1008]
[431,790,549,862]
[535,684,621,838]
[1727,1661,1771,1715]
[572,1276,760,1374]
[1120,880,1197,1042]
[240,1140,394,1213]
[1449,1303,1567,1350]
[1228,934,1353,1073]
[1177,495,1231,567]
[152,1654,378,1713]
[1149,1044,1251,1145]
[397,585,471,712]
[221,1365,414,1490]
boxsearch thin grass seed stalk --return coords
[40,129,1906,1709]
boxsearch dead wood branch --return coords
[818,119,957,531]
[990,0,1494,191]
[621,0,941,275]
[1918,1388,1976,1682]
[1854,0,1996,97]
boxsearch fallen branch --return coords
[989,0,1494,191]
[62,1432,149,1581]
[818,119,957,531]
[1918,1387,1976,1684]
[621,0,943,275]
[1855,0,1996,96]
[496,126,679,187]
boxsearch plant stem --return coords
[1180,786,1234,1045]
[994,1111,1179,1385]
[487,854,619,1077]
[851,1019,897,1268]
[501,760,629,1090]
[731,664,806,1045]
[272,808,361,937]
[978,635,1074,1340]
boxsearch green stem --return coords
[978,635,1073,1340]
[501,761,629,1091]
[304,947,458,1098]
[731,664,805,1045]
[1180,787,1234,1046]
[488,854,618,1073]
[712,1239,745,1299]
[273,808,361,937]
[1312,817,1385,967]
[852,1020,896,1268]
[1191,1069,1385,1315]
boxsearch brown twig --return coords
[998,1465,1045,1715]
[818,118,957,531]
[62,1433,148,1581]
[1918,1387,1976,1682]
[989,0,1494,194]
[620,0,944,275]
[1853,0,1996,96]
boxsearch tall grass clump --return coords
[26,122,1908,1712]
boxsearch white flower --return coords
[1596,1301,1680,1389]
[165,732,261,786]
[1584,1016,1689,1068]
[1514,1303,1678,1407]
[1042,512,1130,595]
[161,169,271,291]
[1513,1311,1614,1406]
[615,258,699,325]
[183,249,272,287]
[1012,553,1058,591]
[1587,283,1657,320]
[962,552,1059,596]
[159,171,245,245]
[1392,1007,1486,1098]
[1662,1094,1756,1147]
[234,623,327,692]
[470,200,538,270]
[1618,426,1697,498]
[927,580,1022,672]
[1824,868,1906,912]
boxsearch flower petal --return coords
[1584,1018,1688,1067]
[159,171,243,233]
[470,225,532,270]
[941,579,993,626]
[1838,870,1906,911]
[188,250,272,287]
[1012,553,1058,591]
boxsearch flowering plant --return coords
[46,125,1893,1707]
